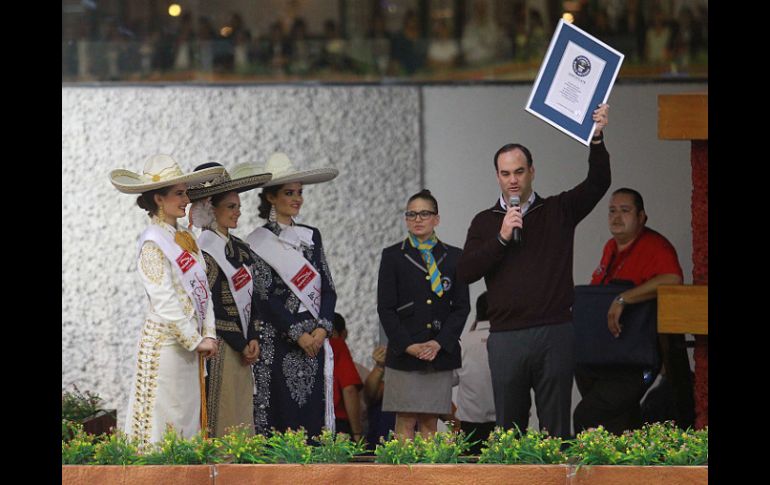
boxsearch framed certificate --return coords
[525,19,624,145]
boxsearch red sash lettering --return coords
[176,250,196,273]
[231,266,252,291]
[291,264,316,291]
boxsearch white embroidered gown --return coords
[123,220,216,447]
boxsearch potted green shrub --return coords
[62,385,117,438]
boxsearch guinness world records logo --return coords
[572,55,591,76]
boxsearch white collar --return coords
[499,191,536,214]
[151,216,178,234]
[278,223,314,249]
[214,228,230,240]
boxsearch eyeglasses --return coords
[404,210,437,220]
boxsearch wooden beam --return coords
[658,93,708,140]
[658,285,708,335]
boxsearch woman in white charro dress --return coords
[109,154,223,448]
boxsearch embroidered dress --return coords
[123,218,216,448]
[247,222,336,437]
[201,230,260,437]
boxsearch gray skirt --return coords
[381,367,453,414]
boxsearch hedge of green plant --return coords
[62,386,106,423]
[62,421,707,466]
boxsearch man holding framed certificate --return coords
[456,104,610,439]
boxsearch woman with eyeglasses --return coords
[376,189,470,439]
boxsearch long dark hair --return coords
[257,185,282,219]
[136,186,174,217]
[210,190,233,208]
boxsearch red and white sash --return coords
[246,224,334,432]
[246,226,322,319]
[138,225,210,330]
[197,230,253,338]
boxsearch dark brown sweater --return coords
[457,141,611,332]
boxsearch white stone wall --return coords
[62,86,421,422]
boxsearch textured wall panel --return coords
[62,86,420,424]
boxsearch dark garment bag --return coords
[573,284,659,367]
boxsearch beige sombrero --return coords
[232,152,338,188]
[187,162,272,201]
[109,154,225,194]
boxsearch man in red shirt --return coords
[330,313,364,441]
[574,188,685,434]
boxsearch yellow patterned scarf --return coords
[408,233,444,297]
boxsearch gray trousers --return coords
[487,322,574,439]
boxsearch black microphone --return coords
[509,195,522,244]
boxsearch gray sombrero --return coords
[109,154,225,194]
[186,162,273,201]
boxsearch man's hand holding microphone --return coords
[500,195,523,245]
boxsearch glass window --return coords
[61,0,707,83]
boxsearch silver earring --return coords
[268,205,277,223]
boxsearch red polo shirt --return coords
[591,227,683,286]
[329,336,363,420]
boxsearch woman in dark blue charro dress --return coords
[241,153,339,437]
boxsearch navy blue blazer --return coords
[377,238,470,371]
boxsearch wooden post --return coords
[658,93,708,429]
